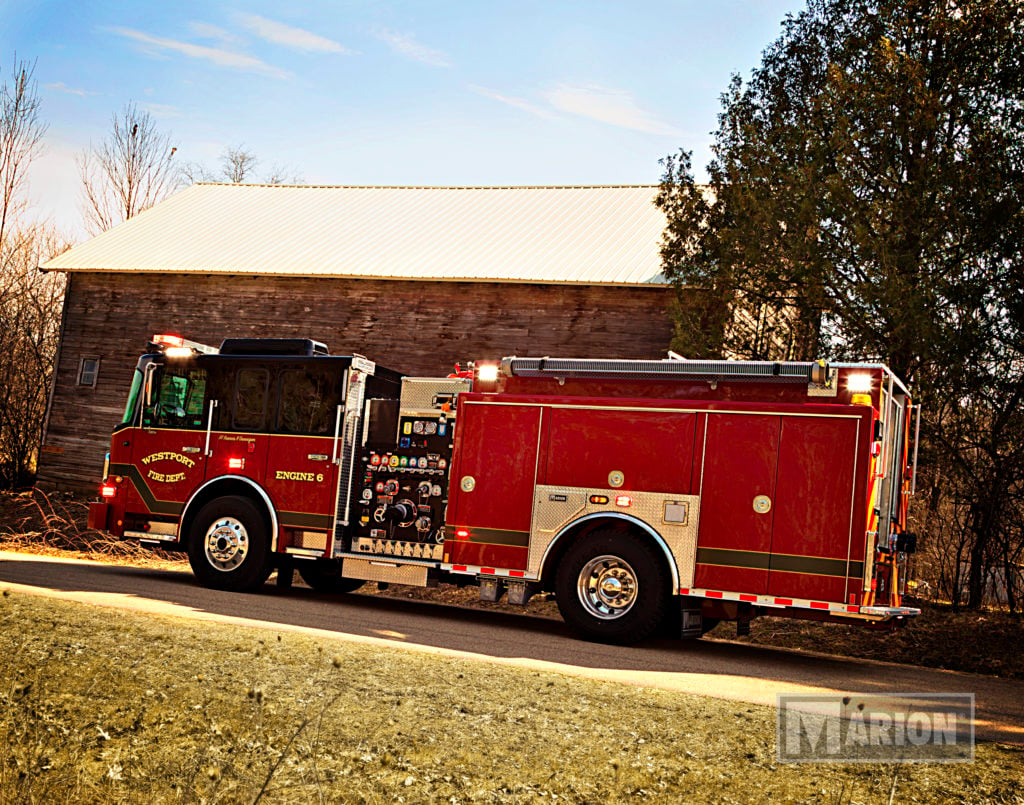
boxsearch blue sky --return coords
[4,0,806,238]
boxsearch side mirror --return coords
[144,364,156,408]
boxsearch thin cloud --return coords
[470,85,557,120]
[145,103,181,118]
[45,82,97,97]
[234,13,353,54]
[375,28,451,67]
[189,21,239,46]
[542,83,680,136]
[109,27,291,79]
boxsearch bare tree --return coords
[179,146,303,187]
[220,145,258,183]
[0,225,68,488]
[178,160,214,185]
[0,57,46,249]
[78,103,179,234]
[0,56,70,488]
[263,164,303,185]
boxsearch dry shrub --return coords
[0,489,154,562]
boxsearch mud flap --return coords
[679,597,703,639]
[88,501,109,531]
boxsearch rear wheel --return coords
[188,496,272,592]
[298,560,366,594]
[555,530,670,645]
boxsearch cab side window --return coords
[142,367,208,429]
[234,368,269,431]
[277,368,340,435]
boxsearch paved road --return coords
[2,550,1021,744]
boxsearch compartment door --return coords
[448,401,543,570]
[693,413,780,594]
[768,416,860,602]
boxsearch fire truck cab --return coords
[91,336,920,645]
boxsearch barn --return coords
[38,183,681,489]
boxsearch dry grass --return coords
[2,591,1022,804]
[716,605,1024,680]
[0,489,183,568]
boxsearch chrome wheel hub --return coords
[577,555,638,620]
[204,517,248,572]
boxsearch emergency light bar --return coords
[149,334,219,356]
[500,356,831,385]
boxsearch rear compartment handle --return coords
[308,453,329,461]
[182,446,201,453]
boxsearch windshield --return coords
[118,366,145,428]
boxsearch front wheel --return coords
[298,560,366,594]
[188,496,272,592]
[555,530,670,645]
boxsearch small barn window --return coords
[78,358,100,387]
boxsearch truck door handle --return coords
[308,453,330,461]
[182,446,201,453]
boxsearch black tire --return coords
[187,495,272,592]
[555,529,670,645]
[297,560,366,594]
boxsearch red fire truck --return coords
[89,335,921,644]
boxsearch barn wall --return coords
[38,272,675,488]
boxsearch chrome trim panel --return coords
[341,557,429,586]
[531,498,700,592]
[399,377,472,418]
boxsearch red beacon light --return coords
[149,334,218,357]
[152,334,184,348]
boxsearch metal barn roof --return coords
[43,183,668,286]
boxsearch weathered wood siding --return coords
[39,272,675,488]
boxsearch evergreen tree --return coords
[658,0,1024,608]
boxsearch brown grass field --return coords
[2,591,1023,804]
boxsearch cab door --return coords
[263,363,344,550]
[127,363,209,519]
